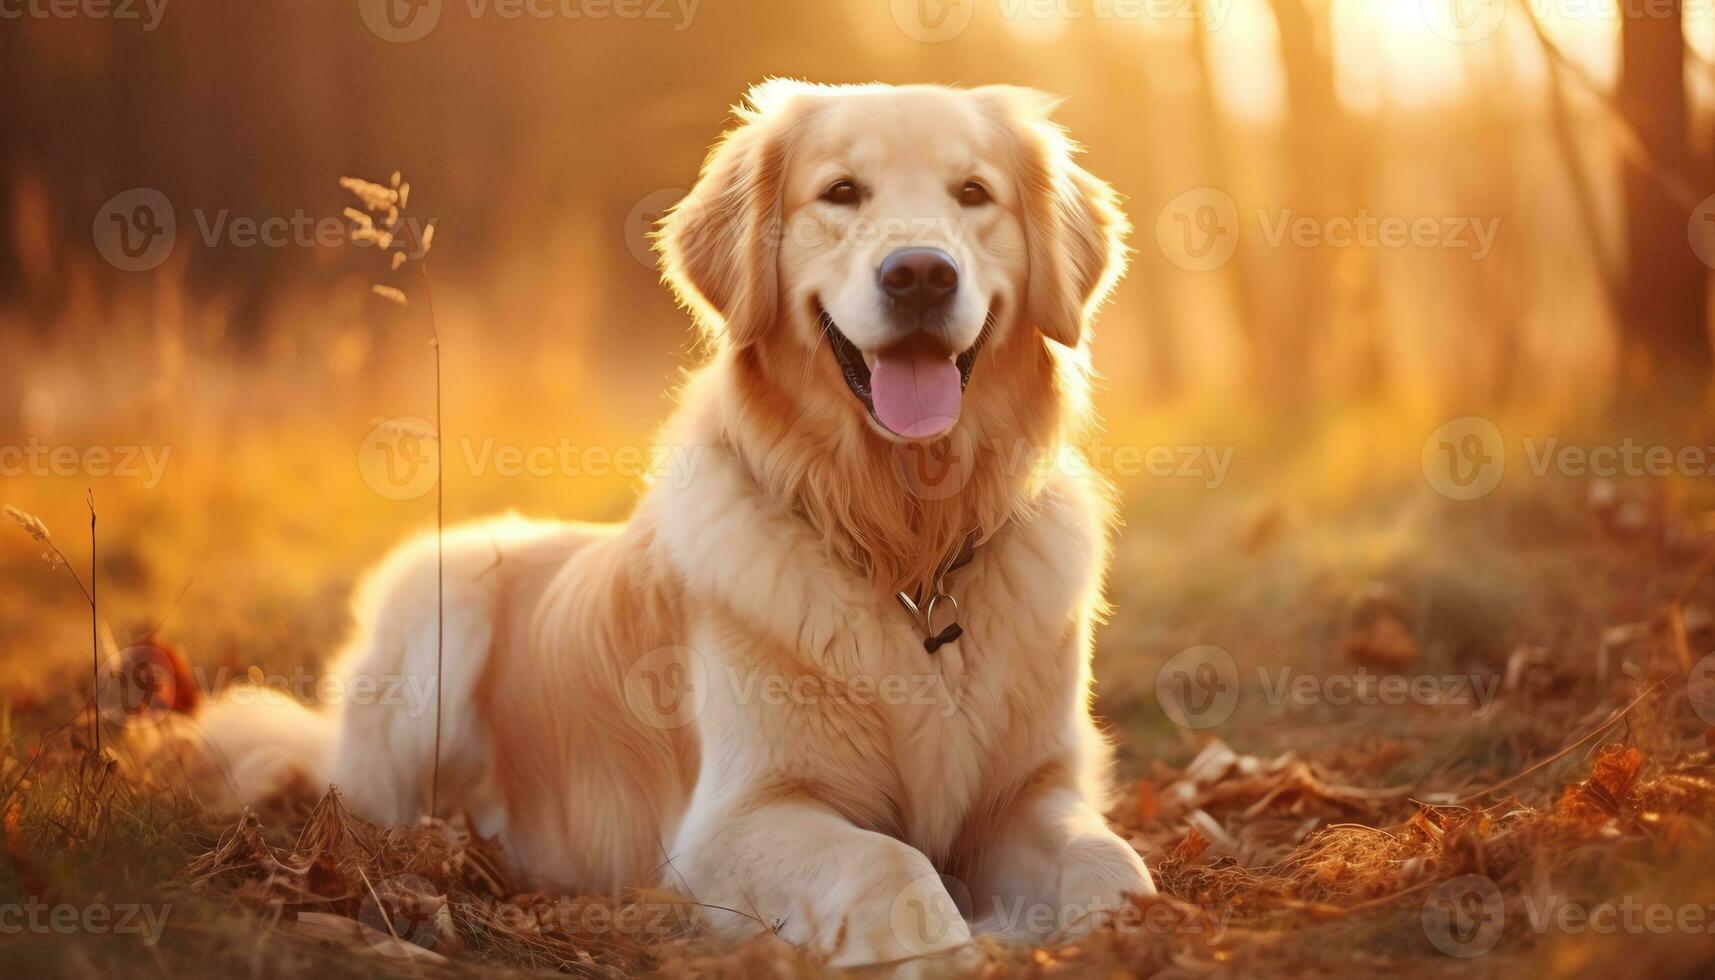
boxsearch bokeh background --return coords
[7,3,1715,977]
[2,0,1715,803]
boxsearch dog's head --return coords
[657,80,1128,444]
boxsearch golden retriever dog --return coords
[193,79,1152,970]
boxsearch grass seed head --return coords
[342,171,427,297]
[4,505,50,543]
[339,176,399,212]
[372,285,408,307]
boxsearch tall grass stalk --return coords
[342,170,442,818]
[424,260,444,820]
[4,499,98,754]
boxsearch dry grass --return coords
[5,318,1715,977]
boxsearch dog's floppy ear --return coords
[655,80,807,349]
[973,86,1129,349]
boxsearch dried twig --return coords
[0,704,88,810]
[425,259,445,821]
[4,504,92,603]
[4,500,99,754]
[1455,676,1670,806]
[88,490,97,755]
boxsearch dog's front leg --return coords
[671,797,973,972]
[968,781,1155,942]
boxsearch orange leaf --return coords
[1136,780,1159,825]
[3,799,20,855]
[1589,745,1645,802]
[1174,825,1209,862]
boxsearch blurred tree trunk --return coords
[1265,0,1344,408]
[1340,126,1386,400]
[1190,0,1262,375]
[1525,7,1622,311]
[0,24,25,305]
[0,25,67,329]
[1618,3,1711,409]
[1465,42,1528,407]
[1081,19,1181,399]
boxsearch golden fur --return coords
[661,80,1128,598]
[186,80,1151,973]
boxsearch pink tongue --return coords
[870,351,962,438]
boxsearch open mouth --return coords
[820,307,992,440]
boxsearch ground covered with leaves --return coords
[5,460,1715,978]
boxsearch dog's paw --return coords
[1052,833,1156,939]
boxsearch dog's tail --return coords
[187,687,336,803]
[137,671,336,807]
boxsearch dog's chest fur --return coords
[654,448,1107,860]
[883,555,1090,857]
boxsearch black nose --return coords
[878,247,959,311]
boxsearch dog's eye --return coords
[821,179,861,206]
[958,180,991,207]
